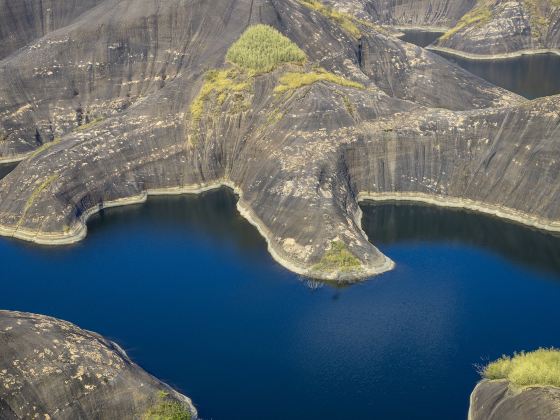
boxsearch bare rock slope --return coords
[469,379,560,419]
[0,0,559,281]
[433,0,560,56]
[0,310,196,419]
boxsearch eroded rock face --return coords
[327,0,476,28]
[0,0,558,281]
[434,0,560,56]
[469,379,560,419]
[0,0,105,59]
[0,310,196,419]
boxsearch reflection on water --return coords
[0,163,17,179]
[361,202,560,276]
[88,188,265,252]
[398,30,444,48]
[1,188,560,419]
[434,51,560,99]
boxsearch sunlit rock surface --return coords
[0,0,558,281]
[0,310,196,419]
[469,380,560,420]
[434,0,560,56]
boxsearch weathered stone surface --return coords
[434,0,560,56]
[0,0,105,59]
[328,0,476,28]
[469,379,560,419]
[0,310,196,419]
[0,0,558,281]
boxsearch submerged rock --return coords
[0,310,196,419]
[469,379,560,419]
[0,0,558,281]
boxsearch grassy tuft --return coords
[75,117,104,132]
[274,68,364,93]
[144,391,192,420]
[226,24,306,72]
[482,348,560,388]
[439,1,492,41]
[190,68,252,122]
[312,240,362,273]
[299,0,362,38]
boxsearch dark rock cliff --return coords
[0,0,558,281]
[0,0,105,59]
[0,310,196,419]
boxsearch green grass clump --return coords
[190,68,252,122]
[274,68,364,93]
[482,348,560,388]
[312,240,361,273]
[299,0,362,38]
[226,24,306,72]
[75,117,104,132]
[144,391,192,420]
[439,1,492,41]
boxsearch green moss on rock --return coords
[439,1,492,41]
[298,0,362,38]
[274,68,364,93]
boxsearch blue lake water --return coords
[1,188,560,419]
[398,30,560,99]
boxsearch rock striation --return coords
[432,0,560,57]
[0,0,558,281]
[0,310,196,419]
[326,0,476,29]
[469,379,560,419]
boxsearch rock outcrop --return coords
[0,0,105,60]
[0,0,558,281]
[433,0,560,57]
[0,310,196,419]
[469,379,560,419]
[327,0,476,29]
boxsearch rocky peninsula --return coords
[0,0,559,281]
[432,0,560,58]
[0,310,196,419]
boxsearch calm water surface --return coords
[0,163,17,179]
[1,189,560,419]
[399,30,560,99]
[398,30,444,47]
[435,51,560,99]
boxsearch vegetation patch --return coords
[274,68,364,93]
[226,24,306,72]
[298,0,362,38]
[312,240,362,273]
[439,1,492,41]
[31,138,61,157]
[75,117,104,132]
[482,348,560,388]
[190,68,253,123]
[144,391,192,420]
